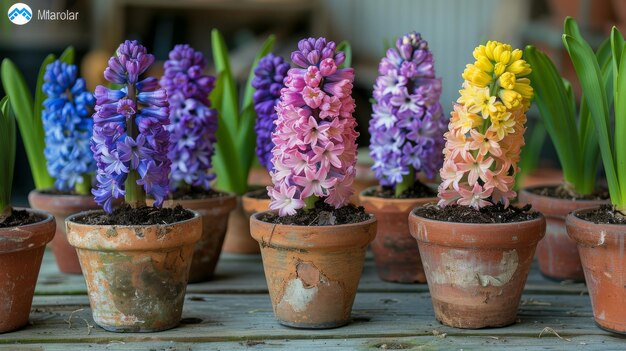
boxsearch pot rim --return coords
[358,186,438,204]
[243,188,270,199]
[0,207,55,231]
[251,209,376,229]
[161,191,237,206]
[519,185,609,204]
[409,206,545,227]
[566,206,626,229]
[65,208,201,229]
[0,207,56,253]
[29,189,94,200]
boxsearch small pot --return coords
[66,210,201,332]
[566,208,626,334]
[242,189,271,218]
[222,197,261,254]
[350,163,378,206]
[409,210,545,328]
[519,187,607,282]
[161,194,237,283]
[0,208,55,333]
[28,190,101,274]
[359,187,436,283]
[250,211,377,328]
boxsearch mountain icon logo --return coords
[8,3,32,25]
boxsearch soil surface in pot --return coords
[71,204,194,225]
[575,204,626,224]
[414,203,540,223]
[170,187,228,200]
[39,189,85,196]
[528,184,609,201]
[259,200,370,226]
[362,181,436,199]
[0,209,45,228]
[247,188,270,199]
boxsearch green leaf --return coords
[59,46,75,64]
[337,40,352,68]
[515,119,546,189]
[615,44,626,205]
[0,97,15,212]
[211,29,239,140]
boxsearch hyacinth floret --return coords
[369,32,446,193]
[252,53,290,172]
[160,44,218,191]
[438,41,533,209]
[268,37,358,216]
[42,60,96,192]
[92,40,170,212]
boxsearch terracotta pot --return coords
[518,168,563,189]
[566,208,626,334]
[222,197,260,254]
[359,187,436,283]
[350,163,377,206]
[66,210,201,332]
[28,190,101,274]
[409,210,545,328]
[242,189,271,218]
[250,211,377,328]
[548,0,612,32]
[519,187,607,281]
[0,208,55,333]
[248,167,272,186]
[160,194,237,283]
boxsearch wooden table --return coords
[1,250,625,350]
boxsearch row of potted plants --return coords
[0,16,624,335]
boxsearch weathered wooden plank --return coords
[35,251,587,296]
[1,334,623,351]
[0,292,611,344]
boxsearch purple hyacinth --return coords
[252,53,289,172]
[369,32,447,188]
[160,44,218,191]
[91,40,170,212]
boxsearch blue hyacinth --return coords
[42,60,96,192]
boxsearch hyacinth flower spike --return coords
[160,44,218,192]
[42,60,96,194]
[92,40,170,212]
[369,32,447,196]
[252,53,290,172]
[437,41,533,209]
[268,37,359,216]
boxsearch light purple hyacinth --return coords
[160,44,218,191]
[252,53,290,172]
[369,32,447,187]
[91,40,170,212]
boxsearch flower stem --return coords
[75,174,91,196]
[123,84,145,208]
[395,166,415,197]
[304,195,318,211]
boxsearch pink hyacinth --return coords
[268,37,358,216]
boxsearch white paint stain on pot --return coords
[427,249,519,288]
[281,278,318,312]
[477,250,519,287]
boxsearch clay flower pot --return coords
[409,211,545,328]
[359,187,436,283]
[350,163,378,206]
[222,197,261,254]
[519,187,607,281]
[250,211,377,328]
[161,194,237,283]
[0,208,55,333]
[242,189,271,218]
[28,190,100,274]
[566,208,626,333]
[66,210,202,332]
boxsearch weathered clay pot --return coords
[519,187,607,282]
[350,163,378,206]
[161,194,236,283]
[66,210,201,332]
[222,197,260,254]
[359,188,436,283]
[242,189,271,218]
[0,208,55,333]
[566,208,626,334]
[250,211,377,328]
[409,210,545,328]
[28,190,100,274]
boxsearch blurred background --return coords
[0,0,620,205]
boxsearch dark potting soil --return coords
[72,204,195,226]
[529,184,609,201]
[171,187,228,200]
[247,188,270,199]
[0,209,45,228]
[575,204,626,225]
[413,203,540,224]
[39,189,84,196]
[259,200,370,226]
[363,181,436,199]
